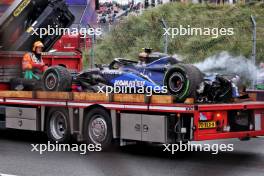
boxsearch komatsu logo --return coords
[101,70,122,75]
[114,80,145,87]
[13,0,31,17]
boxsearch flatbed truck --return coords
[1,0,264,150]
[0,91,263,149]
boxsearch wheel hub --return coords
[89,116,107,144]
[169,72,185,93]
[46,73,57,90]
[50,112,67,140]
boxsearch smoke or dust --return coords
[194,52,259,84]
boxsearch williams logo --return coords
[13,0,31,17]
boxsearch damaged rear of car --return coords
[196,74,240,103]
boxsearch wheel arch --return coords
[83,104,111,121]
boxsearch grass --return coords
[92,2,264,64]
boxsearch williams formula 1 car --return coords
[42,52,240,103]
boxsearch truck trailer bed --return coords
[0,91,263,112]
[0,91,264,143]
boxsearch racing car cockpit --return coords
[109,58,138,70]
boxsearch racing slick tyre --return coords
[83,107,113,151]
[164,64,203,102]
[46,108,71,143]
[43,66,72,91]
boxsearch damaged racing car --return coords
[43,52,203,102]
[41,49,241,103]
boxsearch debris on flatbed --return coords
[196,74,240,103]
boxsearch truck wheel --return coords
[164,64,203,102]
[43,66,72,91]
[46,108,71,143]
[83,107,112,150]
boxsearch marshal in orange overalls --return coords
[22,41,48,80]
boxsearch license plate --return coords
[198,121,216,129]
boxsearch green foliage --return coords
[94,2,264,64]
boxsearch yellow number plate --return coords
[198,121,216,129]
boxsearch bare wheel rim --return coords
[88,115,108,144]
[50,111,67,140]
[45,72,57,90]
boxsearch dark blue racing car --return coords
[42,51,239,103]
[43,52,204,102]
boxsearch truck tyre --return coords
[43,66,72,91]
[46,108,71,143]
[83,107,113,150]
[164,64,203,102]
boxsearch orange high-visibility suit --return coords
[22,41,47,73]
[22,52,46,72]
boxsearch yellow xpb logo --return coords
[13,0,31,17]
